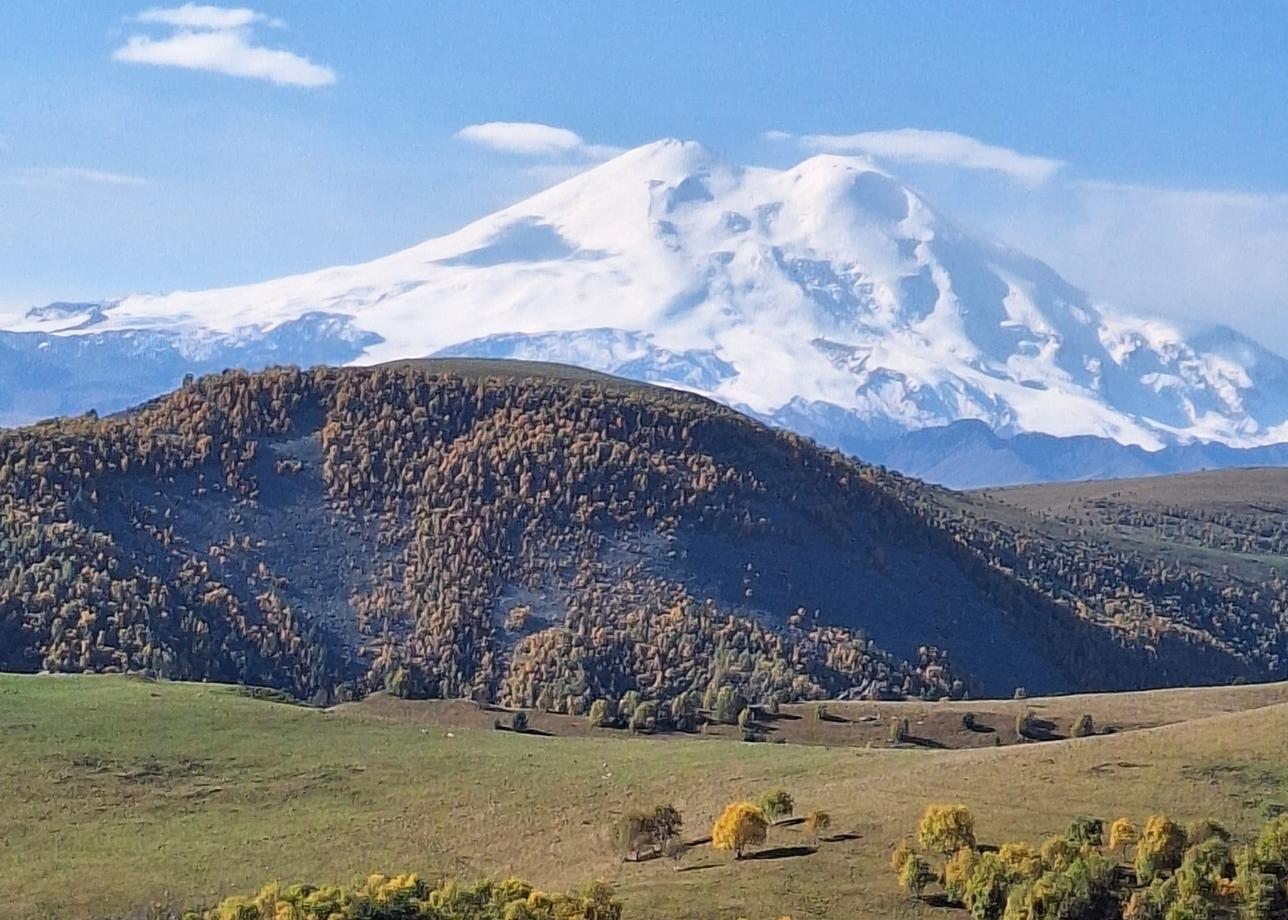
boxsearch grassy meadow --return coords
[2,674,1288,919]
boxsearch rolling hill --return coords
[3,360,1287,706]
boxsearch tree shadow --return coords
[774,816,806,828]
[675,862,719,873]
[822,832,861,843]
[918,893,962,909]
[902,734,947,749]
[742,845,817,861]
[757,710,800,723]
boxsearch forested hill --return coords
[0,360,1279,707]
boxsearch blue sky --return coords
[3,2,1288,346]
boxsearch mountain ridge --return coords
[6,138,1288,486]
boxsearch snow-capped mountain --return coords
[6,139,1288,476]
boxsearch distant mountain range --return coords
[6,138,1288,486]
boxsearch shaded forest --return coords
[1,359,1282,706]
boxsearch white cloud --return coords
[135,3,276,30]
[2,167,152,188]
[455,122,624,162]
[113,5,334,87]
[770,127,1065,185]
[457,122,586,156]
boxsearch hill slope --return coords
[6,141,1288,485]
[4,674,1288,920]
[3,361,1287,704]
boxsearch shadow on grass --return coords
[823,832,861,843]
[675,862,719,873]
[742,845,817,861]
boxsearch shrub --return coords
[760,789,795,823]
[803,810,832,845]
[1015,710,1035,740]
[961,712,978,731]
[712,802,769,859]
[918,804,977,854]
[1186,818,1231,847]
[511,710,530,732]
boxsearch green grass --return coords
[3,675,1288,920]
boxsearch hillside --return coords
[7,141,1288,490]
[3,674,1287,920]
[2,361,1286,707]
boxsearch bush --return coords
[960,712,978,731]
[511,710,530,733]
[804,810,831,844]
[760,789,795,823]
[918,804,977,854]
[1070,713,1096,737]
[195,873,622,920]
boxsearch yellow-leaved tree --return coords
[917,804,977,855]
[712,801,769,859]
[1108,817,1139,859]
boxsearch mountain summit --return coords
[6,139,1288,462]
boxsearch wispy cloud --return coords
[113,4,335,87]
[769,127,1065,186]
[2,167,152,188]
[456,122,622,160]
[134,3,279,30]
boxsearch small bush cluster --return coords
[191,873,621,920]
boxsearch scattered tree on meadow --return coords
[803,810,832,846]
[917,804,977,855]
[760,789,795,824]
[587,699,611,728]
[898,853,933,897]
[712,802,769,859]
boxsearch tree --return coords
[629,701,657,734]
[899,853,933,897]
[1108,817,1139,860]
[711,801,769,859]
[918,804,977,855]
[1070,713,1096,737]
[669,693,696,732]
[611,804,681,861]
[760,789,794,824]
[511,709,530,733]
[890,716,910,743]
[1136,814,1187,884]
[612,812,654,861]
[587,699,610,728]
[1253,815,1288,870]
[713,686,747,725]
[1066,816,1104,848]
[737,707,752,731]
[803,810,832,846]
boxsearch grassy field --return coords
[3,675,1288,920]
